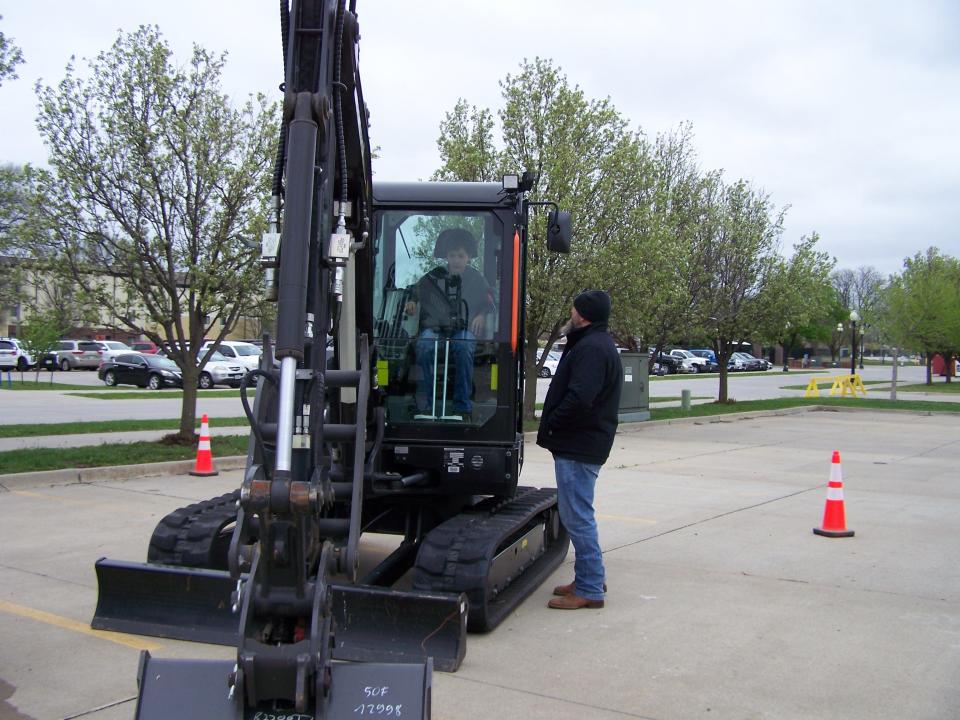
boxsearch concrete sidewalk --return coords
[1,409,959,719]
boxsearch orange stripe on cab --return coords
[511,230,520,354]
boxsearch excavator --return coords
[91,1,572,717]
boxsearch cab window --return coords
[373,210,504,428]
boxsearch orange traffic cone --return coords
[189,413,219,477]
[813,450,853,537]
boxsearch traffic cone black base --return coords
[813,527,855,538]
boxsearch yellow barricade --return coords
[850,373,867,396]
[804,377,820,398]
[827,374,867,398]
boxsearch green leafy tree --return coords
[697,179,786,402]
[433,58,642,419]
[0,15,24,87]
[612,125,711,360]
[17,310,63,382]
[0,164,34,311]
[32,26,277,440]
[883,248,960,383]
[755,233,834,367]
[433,100,503,183]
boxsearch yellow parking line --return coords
[0,599,161,651]
[597,513,658,525]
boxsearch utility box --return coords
[618,352,650,422]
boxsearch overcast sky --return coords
[2,1,957,276]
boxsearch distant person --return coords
[405,228,494,417]
[537,289,622,609]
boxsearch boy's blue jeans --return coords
[415,329,475,413]
[553,454,605,601]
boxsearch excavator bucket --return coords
[134,651,432,719]
[92,558,468,671]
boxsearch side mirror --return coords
[546,210,571,254]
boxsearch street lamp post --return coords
[782,321,791,372]
[849,310,860,376]
[859,323,867,370]
[836,322,844,367]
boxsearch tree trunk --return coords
[178,366,200,441]
[522,334,539,423]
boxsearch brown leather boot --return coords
[548,594,604,610]
[552,581,607,596]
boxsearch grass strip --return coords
[67,389,241,400]
[0,435,250,474]
[0,378,115,391]
[0,417,250,439]
[6,397,958,473]
[647,396,960,421]
[650,369,827,381]
[650,395,713,402]
[887,382,960,393]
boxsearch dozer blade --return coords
[135,651,432,720]
[93,558,467,671]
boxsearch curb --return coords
[1,405,948,490]
[0,455,247,489]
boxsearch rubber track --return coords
[147,490,240,569]
[411,487,568,632]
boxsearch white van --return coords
[199,340,262,371]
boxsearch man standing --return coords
[537,289,622,609]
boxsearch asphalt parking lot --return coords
[1,408,958,719]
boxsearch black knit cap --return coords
[573,289,611,323]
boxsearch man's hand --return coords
[469,314,485,335]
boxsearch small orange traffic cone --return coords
[189,413,219,477]
[813,450,853,537]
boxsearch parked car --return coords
[651,352,683,374]
[197,351,247,389]
[731,352,767,371]
[130,341,161,354]
[199,340,262,372]
[99,353,183,389]
[51,339,105,370]
[689,349,720,373]
[96,341,134,363]
[669,349,707,373]
[535,348,562,378]
[0,338,35,371]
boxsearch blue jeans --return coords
[554,455,605,600]
[415,329,476,413]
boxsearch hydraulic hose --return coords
[240,369,278,476]
[333,0,349,228]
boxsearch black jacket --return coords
[536,322,623,465]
